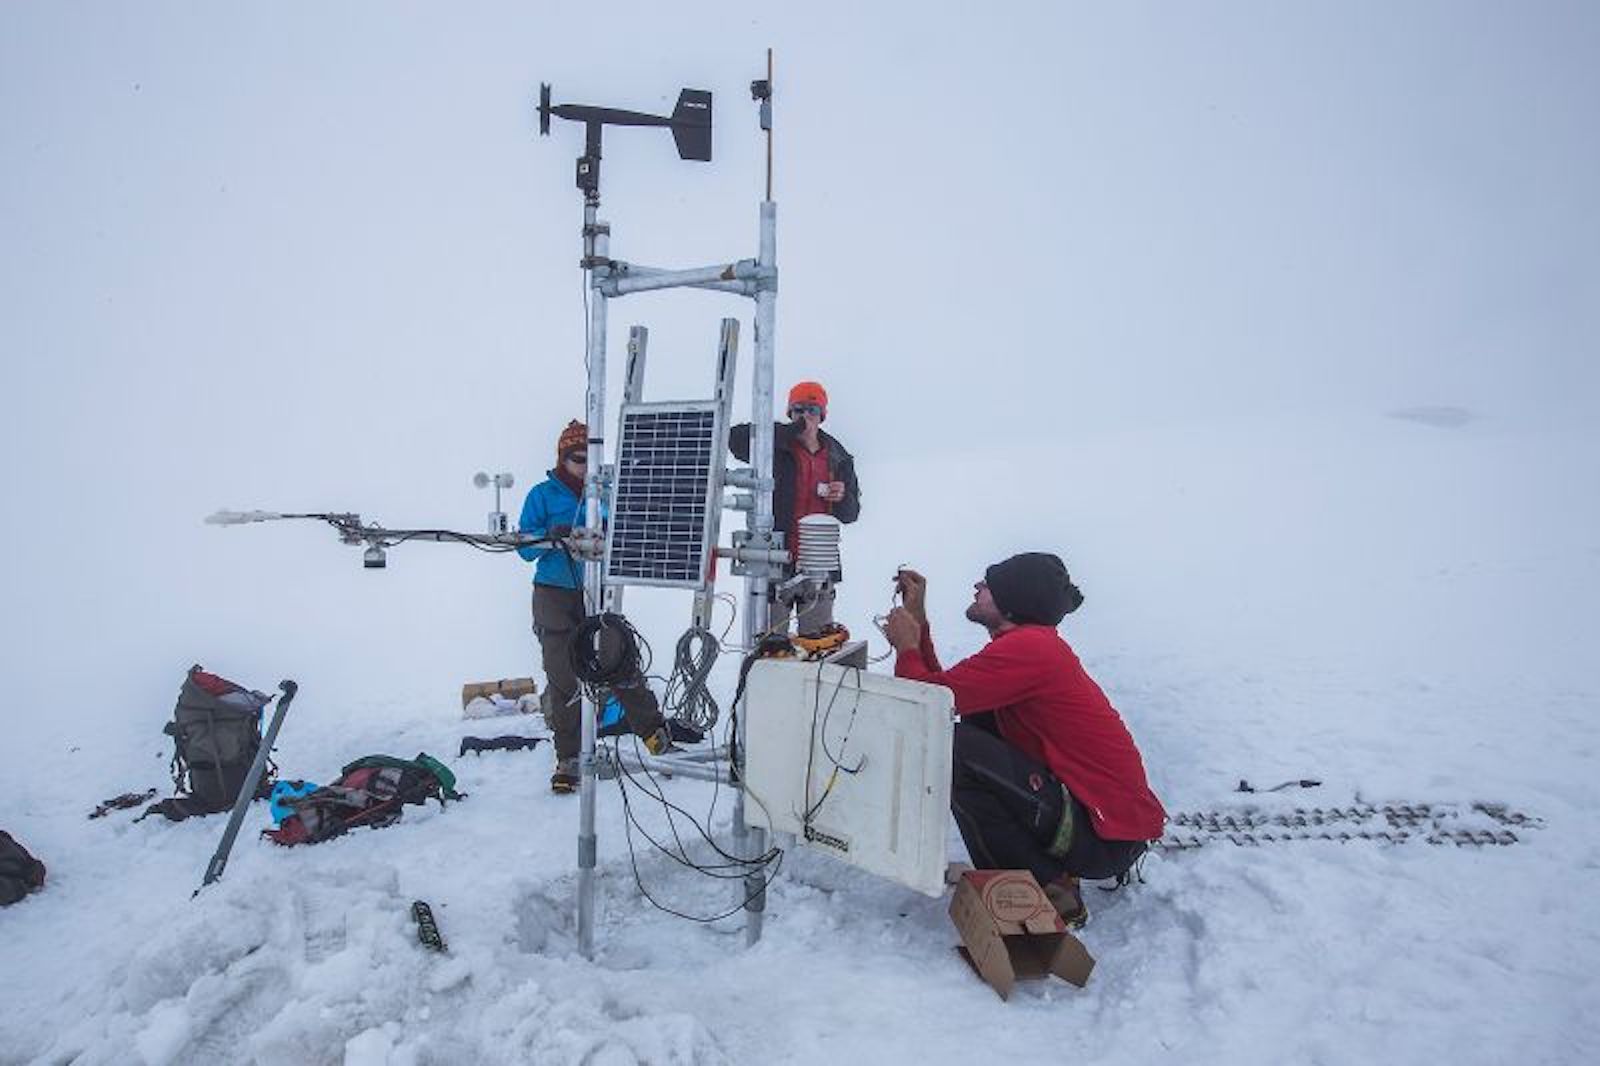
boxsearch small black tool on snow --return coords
[458,735,544,757]
[412,900,447,952]
[89,789,158,819]
[1236,778,1323,794]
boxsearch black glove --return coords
[547,524,573,541]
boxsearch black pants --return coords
[950,721,1147,884]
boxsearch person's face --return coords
[563,451,587,475]
[788,403,823,427]
[964,579,1006,629]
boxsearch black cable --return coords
[552,540,594,613]
[605,643,792,923]
[816,664,865,776]
[724,640,784,780]
[609,736,785,923]
[801,662,864,825]
[614,741,778,874]
[569,612,648,692]
[315,514,559,555]
[616,738,709,875]
[386,530,528,554]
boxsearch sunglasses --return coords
[564,453,588,465]
[789,404,823,418]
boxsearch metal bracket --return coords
[724,468,772,491]
[727,529,788,577]
[566,527,605,560]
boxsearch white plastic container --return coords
[743,659,954,896]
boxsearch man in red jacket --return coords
[884,553,1165,926]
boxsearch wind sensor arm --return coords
[204,509,594,570]
[538,83,711,198]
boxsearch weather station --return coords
[206,53,956,958]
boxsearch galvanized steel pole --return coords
[578,203,609,958]
[734,199,778,946]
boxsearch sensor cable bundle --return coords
[663,626,720,733]
[568,612,651,696]
[610,721,783,924]
[569,613,780,922]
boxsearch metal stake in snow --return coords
[195,679,298,896]
[540,51,783,956]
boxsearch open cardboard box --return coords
[460,677,538,708]
[949,869,1095,1000]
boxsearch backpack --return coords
[153,666,275,820]
[0,831,47,907]
[264,753,462,847]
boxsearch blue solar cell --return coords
[605,403,721,588]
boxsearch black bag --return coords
[159,665,274,817]
[0,831,46,906]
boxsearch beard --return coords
[966,598,1006,631]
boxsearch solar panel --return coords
[604,401,724,588]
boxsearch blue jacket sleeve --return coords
[517,485,551,563]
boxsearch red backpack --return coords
[265,754,462,846]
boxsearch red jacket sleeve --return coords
[892,622,941,672]
[894,627,1041,714]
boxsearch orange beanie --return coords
[786,381,828,413]
[557,420,587,459]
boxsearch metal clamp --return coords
[724,530,789,577]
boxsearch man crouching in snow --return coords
[884,554,1165,927]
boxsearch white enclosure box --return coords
[743,660,954,897]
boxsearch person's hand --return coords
[895,568,928,625]
[823,481,846,503]
[884,606,923,651]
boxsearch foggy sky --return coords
[2,1,1596,721]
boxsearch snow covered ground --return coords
[3,413,1596,1065]
[3,4,1598,1065]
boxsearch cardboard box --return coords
[460,677,538,708]
[949,869,1095,1000]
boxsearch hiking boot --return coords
[550,757,579,794]
[643,726,677,757]
[1045,875,1090,930]
[667,719,705,746]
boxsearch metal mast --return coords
[541,55,784,957]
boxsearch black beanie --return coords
[984,552,1084,626]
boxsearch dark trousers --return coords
[951,721,1147,884]
[532,584,664,761]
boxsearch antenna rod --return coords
[765,50,773,201]
[752,50,775,201]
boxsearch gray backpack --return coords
[158,665,273,816]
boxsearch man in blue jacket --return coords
[520,420,671,793]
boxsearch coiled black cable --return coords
[568,612,649,696]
